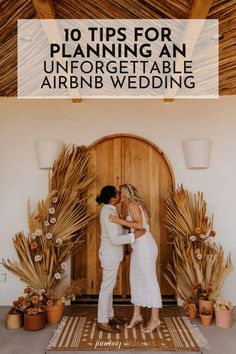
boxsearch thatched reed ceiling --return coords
[0,0,236,96]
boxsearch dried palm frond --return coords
[2,145,95,293]
[165,185,213,240]
[164,185,233,301]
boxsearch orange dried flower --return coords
[195,227,201,235]
[31,308,38,315]
[46,299,54,306]
[189,303,197,310]
[202,216,208,222]
[30,241,38,250]
[206,286,212,293]
[193,283,213,300]
[23,299,31,307]
[31,295,40,304]
[26,308,37,315]
[210,230,216,237]
[38,306,45,313]
[183,300,190,310]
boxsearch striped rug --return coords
[47,314,208,352]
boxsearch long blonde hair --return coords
[120,184,150,216]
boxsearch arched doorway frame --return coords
[89,133,175,187]
[72,133,176,300]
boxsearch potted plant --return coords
[200,309,213,326]
[214,298,233,328]
[43,280,83,324]
[183,298,198,319]
[5,297,24,329]
[20,288,46,331]
[193,283,215,315]
[44,297,65,325]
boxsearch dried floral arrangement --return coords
[183,300,197,312]
[11,288,46,315]
[214,298,233,311]
[43,279,86,306]
[164,185,233,302]
[2,145,94,298]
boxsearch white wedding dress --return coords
[128,206,162,308]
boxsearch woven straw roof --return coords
[1,0,236,96]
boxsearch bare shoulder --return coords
[128,202,142,221]
[128,201,140,212]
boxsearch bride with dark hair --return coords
[109,183,162,333]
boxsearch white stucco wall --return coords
[0,97,235,305]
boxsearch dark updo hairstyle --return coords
[96,185,117,205]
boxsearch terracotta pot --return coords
[215,309,232,328]
[6,312,23,329]
[200,313,213,326]
[199,299,214,315]
[187,307,198,319]
[24,313,45,331]
[46,303,64,324]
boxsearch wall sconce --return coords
[182,139,212,169]
[35,139,65,169]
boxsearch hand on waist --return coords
[134,228,146,238]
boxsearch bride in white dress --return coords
[109,184,162,333]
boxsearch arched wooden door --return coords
[72,134,175,298]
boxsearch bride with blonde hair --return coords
[109,183,162,333]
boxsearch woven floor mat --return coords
[47,307,208,352]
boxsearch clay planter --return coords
[46,303,64,324]
[187,307,198,319]
[200,313,213,326]
[199,299,214,315]
[215,309,232,328]
[24,312,45,331]
[6,312,23,329]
